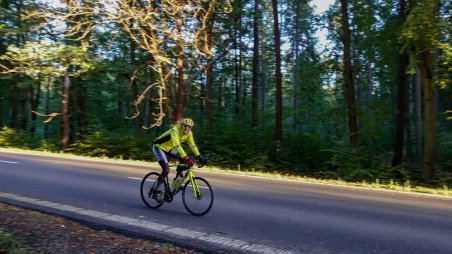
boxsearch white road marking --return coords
[0,160,18,164]
[0,191,293,254]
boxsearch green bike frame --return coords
[170,168,200,197]
[140,158,213,216]
[186,168,201,199]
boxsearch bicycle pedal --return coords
[152,192,163,203]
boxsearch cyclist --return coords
[151,118,207,202]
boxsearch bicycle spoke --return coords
[140,172,164,209]
[182,177,213,216]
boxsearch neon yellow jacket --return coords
[153,125,200,158]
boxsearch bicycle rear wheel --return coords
[140,172,164,209]
[182,177,213,216]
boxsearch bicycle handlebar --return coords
[172,157,208,169]
[196,157,208,168]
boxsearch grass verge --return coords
[200,166,452,196]
[0,230,28,254]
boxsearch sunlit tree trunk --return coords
[175,1,185,122]
[404,0,439,181]
[129,15,140,131]
[61,71,71,151]
[163,66,174,122]
[143,62,153,133]
[206,20,214,133]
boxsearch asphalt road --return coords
[1,149,452,254]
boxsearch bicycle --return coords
[140,157,214,216]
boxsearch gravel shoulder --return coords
[0,202,202,254]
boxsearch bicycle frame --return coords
[168,167,200,197]
[140,158,213,216]
[186,168,201,199]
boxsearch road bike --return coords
[140,158,214,216]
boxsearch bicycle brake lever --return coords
[197,158,208,168]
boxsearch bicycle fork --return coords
[187,169,202,200]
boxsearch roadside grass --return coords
[0,230,28,254]
[1,147,451,197]
[201,166,452,196]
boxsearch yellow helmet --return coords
[181,118,194,127]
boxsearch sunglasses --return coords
[182,124,193,129]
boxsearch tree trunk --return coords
[0,95,3,128]
[29,83,41,136]
[45,80,51,139]
[61,71,71,151]
[392,0,409,167]
[392,54,409,167]
[414,66,423,164]
[11,83,18,130]
[251,0,260,127]
[142,63,153,133]
[19,88,27,131]
[129,14,140,131]
[340,0,359,149]
[234,42,243,116]
[143,90,151,133]
[261,36,267,111]
[419,57,436,182]
[74,80,87,140]
[175,3,185,122]
[163,65,174,121]
[292,0,301,130]
[406,0,438,182]
[234,1,243,116]
[272,0,283,146]
[205,19,214,133]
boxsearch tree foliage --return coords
[0,0,451,186]
[1,41,94,78]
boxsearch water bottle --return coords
[173,174,183,189]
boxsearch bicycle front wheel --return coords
[182,177,214,216]
[140,172,164,209]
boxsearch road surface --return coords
[1,150,451,253]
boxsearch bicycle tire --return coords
[182,176,214,216]
[140,172,164,209]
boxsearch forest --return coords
[0,0,451,187]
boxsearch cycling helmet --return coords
[181,118,194,127]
